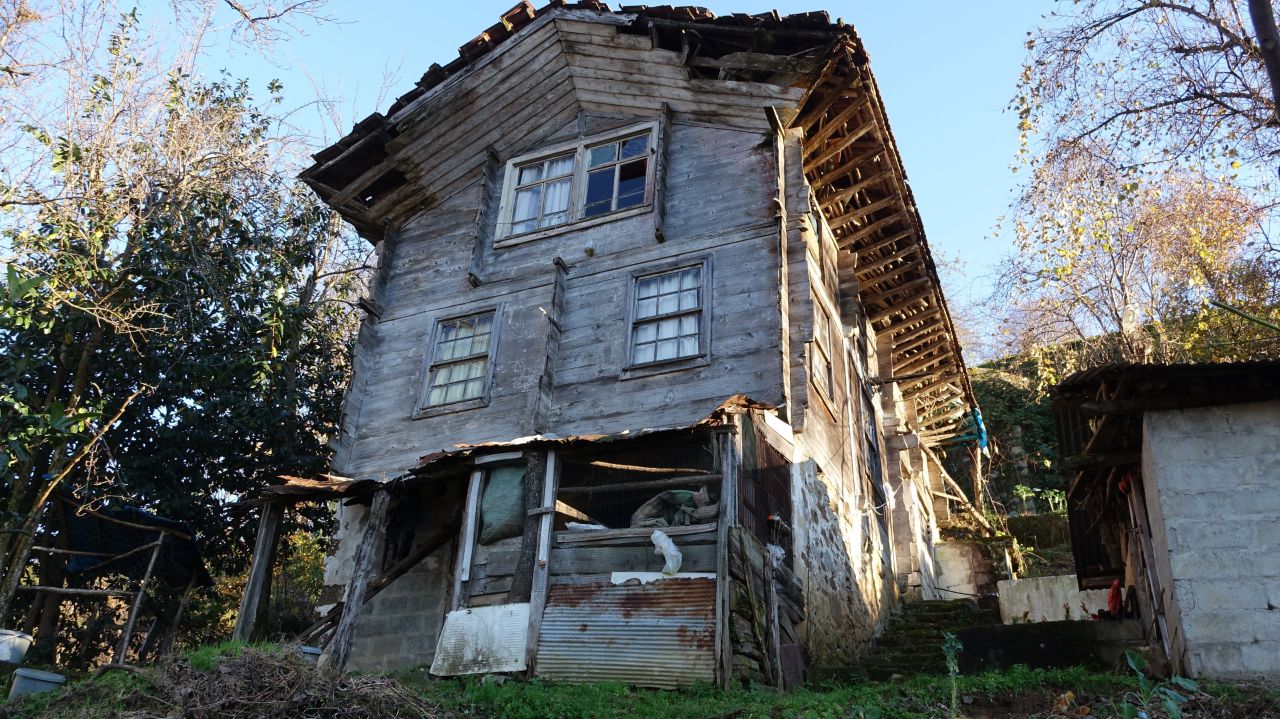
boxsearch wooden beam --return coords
[714,423,739,689]
[558,474,723,495]
[819,169,894,210]
[809,147,883,191]
[903,371,961,397]
[804,94,872,149]
[1064,452,1141,470]
[588,461,711,475]
[858,258,922,290]
[855,240,920,272]
[114,533,164,664]
[232,503,282,643]
[893,329,949,362]
[794,54,855,129]
[890,315,945,347]
[868,289,934,323]
[839,211,907,249]
[894,351,954,377]
[803,118,878,173]
[825,194,901,229]
[16,586,131,598]
[883,305,944,333]
[322,489,390,673]
[861,276,933,307]
[449,470,483,612]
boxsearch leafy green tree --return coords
[0,6,364,634]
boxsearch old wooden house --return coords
[239,2,986,687]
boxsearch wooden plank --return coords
[322,489,390,673]
[451,471,484,612]
[557,474,723,495]
[232,503,282,643]
[809,146,882,191]
[868,289,934,323]
[555,522,718,544]
[548,544,716,575]
[825,194,901,229]
[860,261,924,292]
[854,228,915,259]
[588,460,711,475]
[803,94,872,150]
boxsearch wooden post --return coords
[114,531,164,664]
[523,449,558,675]
[713,421,740,689]
[508,452,547,602]
[232,501,283,643]
[970,443,985,518]
[321,489,390,673]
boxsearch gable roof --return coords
[302,2,979,442]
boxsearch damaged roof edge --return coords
[263,394,773,504]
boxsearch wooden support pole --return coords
[322,489,390,673]
[114,532,164,665]
[232,502,283,643]
[524,449,558,675]
[713,421,740,689]
[509,452,546,603]
[450,470,484,612]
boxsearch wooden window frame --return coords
[495,121,659,248]
[414,306,503,418]
[621,257,712,379]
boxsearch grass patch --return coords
[398,665,1131,719]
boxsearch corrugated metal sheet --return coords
[535,577,716,688]
[430,603,529,676]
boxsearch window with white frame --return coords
[629,265,704,366]
[500,125,655,241]
[421,311,495,408]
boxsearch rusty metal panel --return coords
[535,577,716,688]
[430,603,529,676]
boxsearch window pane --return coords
[517,163,543,184]
[657,293,679,315]
[637,277,660,299]
[620,135,648,159]
[633,343,655,365]
[541,211,567,228]
[657,317,679,339]
[512,219,537,234]
[679,314,698,336]
[680,268,701,289]
[588,142,617,167]
[543,178,572,213]
[655,339,679,361]
[427,387,446,406]
[679,336,699,357]
[634,322,657,344]
[583,168,614,217]
[513,186,541,223]
[445,382,466,403]
[545,154,574,177]
[659,272,679,294]
[679,289,699,312]
[616,159,647,209]
[636,297,657,319]
[463,379,485,400]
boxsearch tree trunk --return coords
[1249,0,1280,125]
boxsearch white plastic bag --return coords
[766,543,786,569]
[650,530,683,576]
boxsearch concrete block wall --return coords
[1142,400,1280,678]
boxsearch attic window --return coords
[497,123,657,244]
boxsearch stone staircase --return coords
[857,599,1001,679]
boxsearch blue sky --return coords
[195,1,1052,307]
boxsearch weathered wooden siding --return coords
[333,18,797,478]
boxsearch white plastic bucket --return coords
[0,630,33,664]
[298,646,322,665]
[7,667,64,700]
